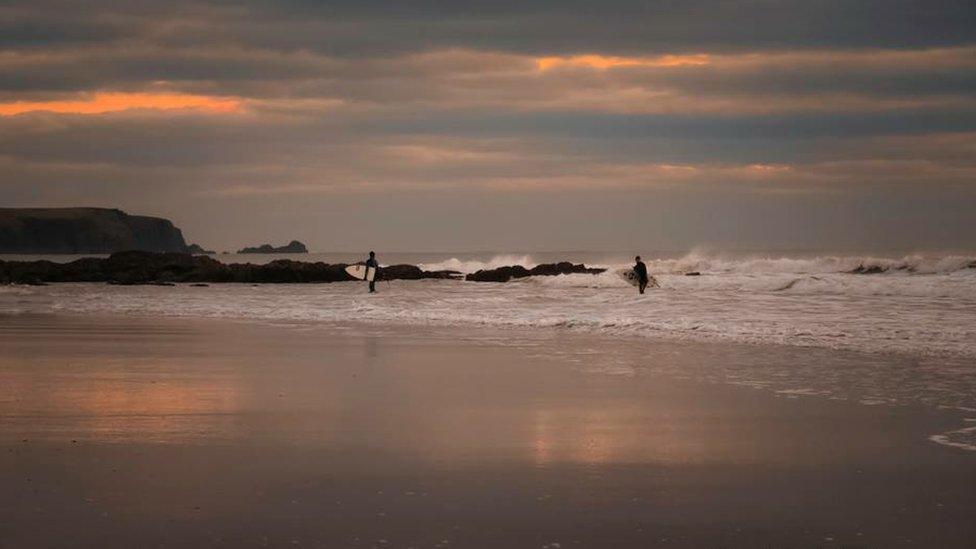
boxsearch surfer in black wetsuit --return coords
[366,251,378,293]
[634,255,649,294]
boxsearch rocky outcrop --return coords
[186,243,216,255]
[466,262,605,282]
[467,265,530,282]
[237,240,308,254]
[848,264,886,274]
[375,264,462,281]
[0,251,459,285]
[0,208,189,253]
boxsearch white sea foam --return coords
[417,254,535,273]
[642,250,976,276]
[7,264,974,359]
[929,420,976,452]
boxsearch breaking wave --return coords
[418,255,535,273]
[2,249,975,358]
[641,251,976,276]
[413,250,975,277]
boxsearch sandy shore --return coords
[1,313,975,547]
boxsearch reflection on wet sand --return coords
[1,365,248,444]
[532,408,637,465]
[0,314,896,468]
[2,315,712,466]
[5,314,976,548]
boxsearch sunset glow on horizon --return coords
[0,92,242,116]
[536,53,710,71]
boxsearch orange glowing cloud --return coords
[0,92,242,116]
[536,53,709,71]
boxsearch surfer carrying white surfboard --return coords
[634,255,650,294]
[366,251,378,293]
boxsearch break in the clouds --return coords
[1,0,975,251]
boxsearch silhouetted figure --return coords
[366,251,378,293]
[634,255,649,294]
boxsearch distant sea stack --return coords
[0,208,192,254]
[237,240,308,254]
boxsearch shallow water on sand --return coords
[2,315,975,548]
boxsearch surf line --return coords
[929,419,976,452]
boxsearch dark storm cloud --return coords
[370,109,976,141]
[0,48,333,95]
[241,0,976,54]
[5,106,976,170]
[4,0,976,54]
[0,9,132,48]
[4,108,975,198]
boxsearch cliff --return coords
[0,208,190,254]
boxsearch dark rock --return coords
[0,208,189,253]
[466,262,605,282]
[466,265,530,282]
[238,244,274,254]
[231,259,347,283]
[685,271,701,276]
[378,264,424,281]
[425,270,463,280]
[102,251,230,284]
[186,243,216,255]
[0,252,463,285]
[237,240,308,254]
[848,264,886,274]
[531,262,604,277]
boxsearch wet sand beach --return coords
[2,314,975,547]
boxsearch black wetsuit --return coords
[366,257,378,293]
[634,261,649,294]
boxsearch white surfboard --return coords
[617,268,658,288]
[345,265,377,282]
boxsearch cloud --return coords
[536,54,710,71]
[3,46,973,119]
[8,0,975,55]
[0,92,241,115]
[1,0,975,249]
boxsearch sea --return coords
[2,249,975,449]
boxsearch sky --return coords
[2,1,975,252]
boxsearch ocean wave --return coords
[641,251,976,276]
[7,274,973,359]
[929,419,976,452]
[3,248,975,361]
[418,254,536,273]
[415,251,976,278]
[525,270,632,289]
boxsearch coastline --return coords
[2,312,975,547]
